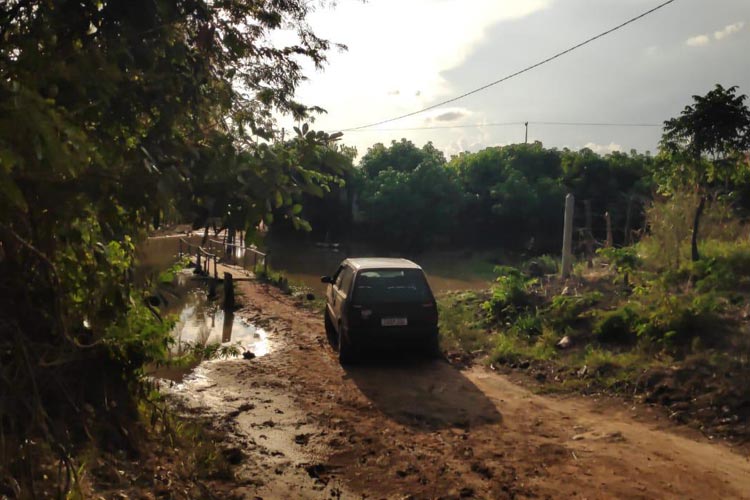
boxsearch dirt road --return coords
[167,278,750,499]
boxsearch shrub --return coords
[593,306,639,344]
[635,293,724,349]
[510,312,543,338]
[524,255,559,276]
[640,192,744,270]
[482,266,537,321]
[546,292,603,330]
[597,247,641,286]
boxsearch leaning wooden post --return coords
[223,272,235,310]
[561,194,575,278]
[584,200,594,269]
[214,255,218,279]
[624,195,634,246]
[604,211,614,248]
[196,251,202,274]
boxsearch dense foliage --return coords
[289,139,654,253]
[0,0,348,492]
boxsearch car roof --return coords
[343,257,422,271]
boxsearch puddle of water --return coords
[170,285,270,358]
[165,271,271,357]
[148,270,271,382]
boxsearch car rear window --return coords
[352,269,432,303]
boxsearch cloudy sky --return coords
[285,0,750,158]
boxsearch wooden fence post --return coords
[605,212,614,248]
[561,194,574,278]
[624,195,634,246]
[584,200,594,269]
[223,272,234,310]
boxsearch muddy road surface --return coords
[166,278,750,499]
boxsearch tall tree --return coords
[657,84,750,261]
[0,0,344,492]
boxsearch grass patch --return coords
[438,291,491,352]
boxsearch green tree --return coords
[657,84,750,261]
[358,159,463,252]
[0,0,342,491]
[360,139,446,178]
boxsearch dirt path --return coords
[167,278,750,499]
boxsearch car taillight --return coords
[423,302,438,322]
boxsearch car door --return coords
[326,265,344,326]
[333,265,354,332]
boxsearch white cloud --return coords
[715,21,745,40]
[684,21,744,48]
[686,34,710,47]
[583,142,622,155]
[291,0,551,137]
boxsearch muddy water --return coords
[266,243,495,295]
[167,275,271,357]
[147,270,271,381]
[138,235,495,296]
[135,233,201,285]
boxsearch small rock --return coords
[243,351,256,360]
[572,434,586,441]
[556,336,572,349]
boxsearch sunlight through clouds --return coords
[295,0,552,130]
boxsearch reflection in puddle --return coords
[166,273,271,358]
[147,271,271,361]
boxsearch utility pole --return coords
[561,194,574,278]
[524,122,529,144]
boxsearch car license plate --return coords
[381,317,407,327]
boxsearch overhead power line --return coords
[339,121,663,133]
[338,0,678,132]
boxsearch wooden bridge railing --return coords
[206,238,269,275]
[178,238,218,278]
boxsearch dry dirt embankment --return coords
[167,278,750,499]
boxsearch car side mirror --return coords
[321,276,333,284]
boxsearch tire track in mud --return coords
[166,279,750,499]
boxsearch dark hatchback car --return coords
[321,258,439,364]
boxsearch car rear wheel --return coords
[324,310,336,346]
[427,335,442,359]
[338,331,356,365]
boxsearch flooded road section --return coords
[137,233,494,296]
